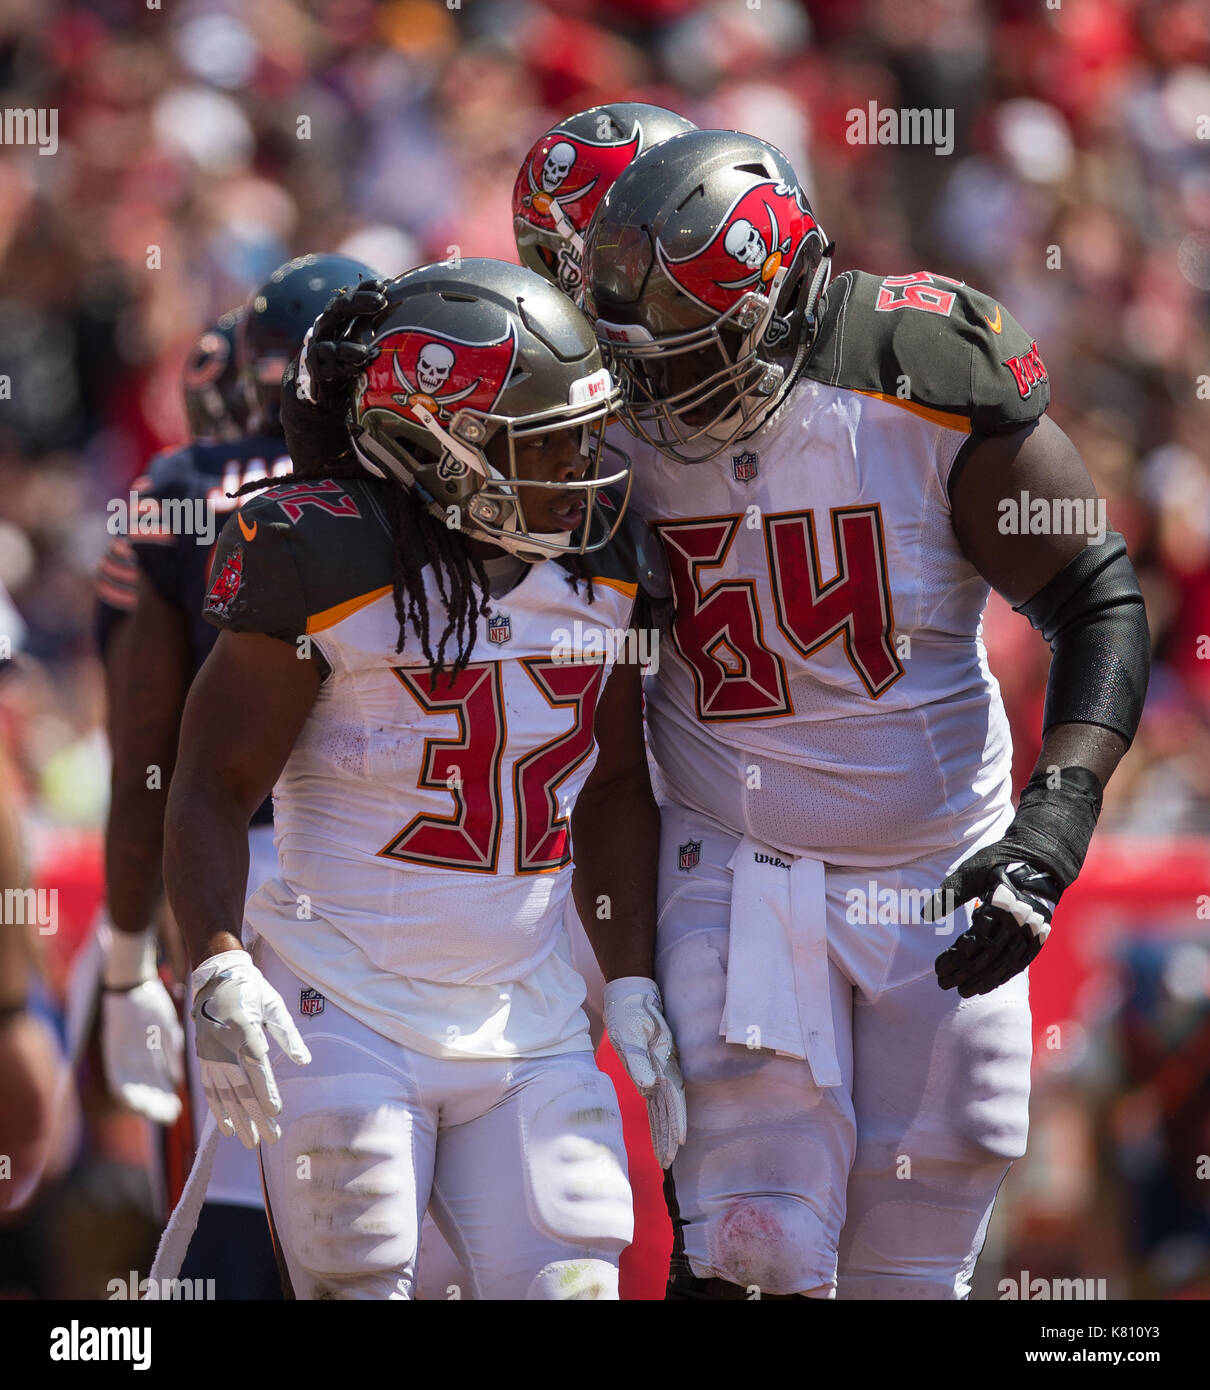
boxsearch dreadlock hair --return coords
[232,460,598,698]
[233,447,494,688]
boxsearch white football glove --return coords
[191,950,311,1149]
[603,976,686,1169]
[99,922,184,1126]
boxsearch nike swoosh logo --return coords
[199,1000,225,1025]
[984,306,1002,333]
[237,513,257,542]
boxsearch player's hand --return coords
[99,922,184,1125]
[191,950,311,1148]
[923,854,1059,998]
[604,976,686,1168]
[296,279,391,409]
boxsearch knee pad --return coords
[839,1162,1012,1300]
[267,1103,419,1298]
[522,1068,633,1250]
[705,1195,831,1296]
[526,1259,618,1300]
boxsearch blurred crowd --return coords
[0,0,1208,1298]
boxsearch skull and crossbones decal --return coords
[414,341,455,394]
[723,219,769,271]
[525,137,598,218]
[655,180,816,315]
[392,341,478,417]
[353,326,517,428]
[541,141,577,193]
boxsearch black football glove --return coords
[282,280,391,474]
[926,859,1058,997]
[922,766,1103,997]
[296,279,391,410]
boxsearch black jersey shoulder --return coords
[203,475,395,642]
[804,269,1050,434]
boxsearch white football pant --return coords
[256,942,632,1300]
[657,800,1032,1299]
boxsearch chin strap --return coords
[716,238,836,449]
[748,238,835,437]
[479,519,574,563]
[801,240,836,348]
[777,238,834,394]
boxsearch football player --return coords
[580,129,1150,1299]
[161,259,681,1300]
[95,255,374,1297]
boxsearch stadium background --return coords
[1,0,1208,1299]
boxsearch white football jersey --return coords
[205,476,639,1058]
[626,270,1052,866]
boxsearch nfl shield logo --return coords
[487,612,511,645]
[678,839,702,872]
[732,452,759,483]
[299,988,325,1017]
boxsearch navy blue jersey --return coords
[129,434,292,670]
[96,435,293,661]
[96,433,292,827]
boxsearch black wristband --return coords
[999,765,1103,892]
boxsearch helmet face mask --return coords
[183,308,248,441]
[346,259,632,563]
[596,291,788,462]
[583,130,830,465]
[463,401,631,557]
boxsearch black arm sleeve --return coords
[1013,530,1150,747]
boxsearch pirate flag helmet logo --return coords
[356,324,518,429]
[513,103,697,295]
[656,181,818,316]
[516,128,638,230]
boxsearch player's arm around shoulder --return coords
[162,506,317,1146]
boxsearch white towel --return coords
[720,837,841,1088]
[148,1114,222,1285]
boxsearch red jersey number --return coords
[656,507,902,721]
[381,659,606,873]
[874,271,962,316]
